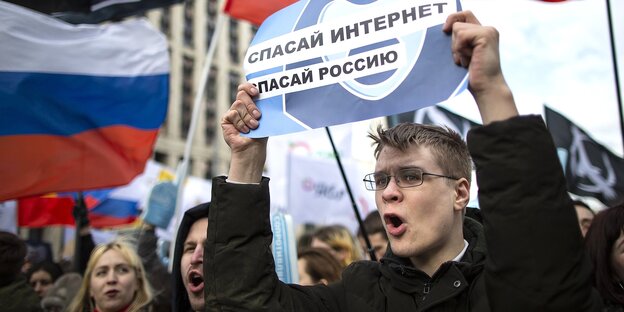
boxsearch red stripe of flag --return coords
[89,214,138,228]
[224,0,297,26]
[18,196,75,227]
[2,126,158,202]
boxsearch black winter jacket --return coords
[205,115,603,311]
[0,275,42,312]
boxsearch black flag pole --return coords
[606,0,624,149]
[325,126,377,262]
[73,191,86,273]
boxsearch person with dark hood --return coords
[171,203,210,312]
[0,231,42,312]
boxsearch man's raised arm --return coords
[221,82,266,183]
[443,11,518,124]
[444,11,603,311]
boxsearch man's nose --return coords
[191,244,203,264]
[381,177,401,202]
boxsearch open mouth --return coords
[105,290,119,297]
[385,214,403,228]
[384,213,406,236]
[389,215,403,228]
[189,272,204,288]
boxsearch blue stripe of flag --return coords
[0,71,168,136]
[92,198,139,219]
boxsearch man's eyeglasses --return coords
[363,167,459,191]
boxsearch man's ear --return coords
[454,178,470,212]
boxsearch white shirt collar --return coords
[452,239,469,262]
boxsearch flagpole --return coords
[73,191,86,273]
[169,11,227,271]
[324,127,376,261]
[605,0,624,149]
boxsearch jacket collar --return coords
[378,217,486,300]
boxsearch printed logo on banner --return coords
[244,0,466,137]
[301,178,346,201]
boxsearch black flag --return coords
[388,106,480,140]
[3,0,90,14]
[6,0,184,24]
[545,106,624,207]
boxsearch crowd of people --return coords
[1,10,624,312]
[4,197,617,311]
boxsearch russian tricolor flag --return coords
[0,2,169,201]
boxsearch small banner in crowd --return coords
[0,201,17,233]
[243,0,467,137]
[545,106,624,207]
[287,153,374,233]
[271,211,299,284]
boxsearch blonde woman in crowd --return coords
[310,224,362,268]
[67,240,153,312]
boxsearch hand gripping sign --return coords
[244,0,467,137]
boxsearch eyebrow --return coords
[375,166,424,173]
[95,262,130,270]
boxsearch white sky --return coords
[441,0,624,156]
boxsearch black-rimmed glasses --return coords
[363,167,459,191]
